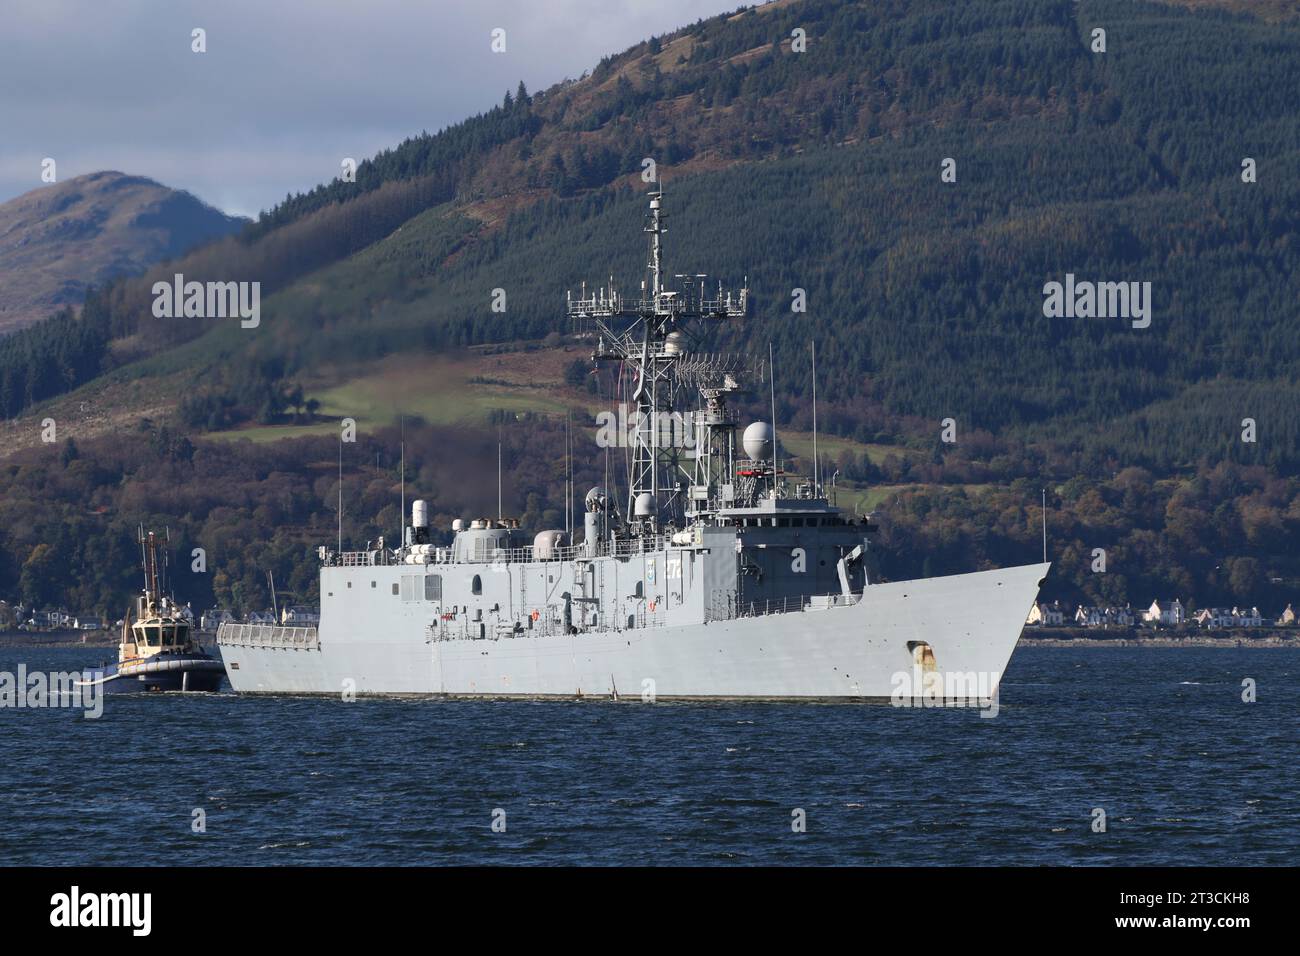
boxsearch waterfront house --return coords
[282,606,320,625]
[201,608,237,631]
[1143,599,1185,626]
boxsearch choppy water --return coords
[0,645,1294,866]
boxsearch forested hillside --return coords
[1,0,1298,618]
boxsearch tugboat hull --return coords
[80,654,226,694]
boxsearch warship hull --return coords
[218,563,1047,700]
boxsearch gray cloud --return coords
[0,0,748,217]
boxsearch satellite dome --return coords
[533,530,565,559]
[743,421,774,462]
[633,492,655,517]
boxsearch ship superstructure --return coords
[219,190,1047,700]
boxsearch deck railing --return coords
[329,534,672,568]
[217,622,319,650]
[733,593,857,619]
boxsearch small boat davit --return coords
[78,528,226,694]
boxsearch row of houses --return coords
[1,600,320,633]
[1029,599,1297,629]
[0,602,105,632]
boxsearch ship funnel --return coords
[743,421,774,462]
[412,499,429,529]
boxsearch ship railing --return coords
[733,593,857,620]
[396,534,672,567]
[335,551,379,567]
[216,622,320,650]
[610,534,669,557]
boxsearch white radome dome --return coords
[743,421,774,462]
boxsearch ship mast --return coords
[567,188,748,535]
[139,526,161,614]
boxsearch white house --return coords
[282,606,320,625]
[1278,604,1296,626]
[1027,600,1066,626]
[1075,606,1106,627]
[201,608,236,630]
[1231,606,1263,627]
[1144,599,1185,626]
[1197,606,1263,628]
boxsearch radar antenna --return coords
[567,188,748,534]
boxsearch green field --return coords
[200,350,602,442]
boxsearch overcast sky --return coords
[0,0,748,218]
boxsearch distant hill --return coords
[0,0,1298,620]
[0,171,246,333]
[5,0,1300,476]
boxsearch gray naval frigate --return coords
[218,189,1048,701]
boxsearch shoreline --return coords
[0,629,165,649]
[1019,626,1298,647]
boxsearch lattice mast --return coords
[567,188,748,535]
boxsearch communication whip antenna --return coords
[811,339,820,495]
[1042,488,1048,563]
[769,341,778,492]
[400,414,406,549]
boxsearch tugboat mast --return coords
[138,527,173,615]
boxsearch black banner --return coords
[0,866,1281,941]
